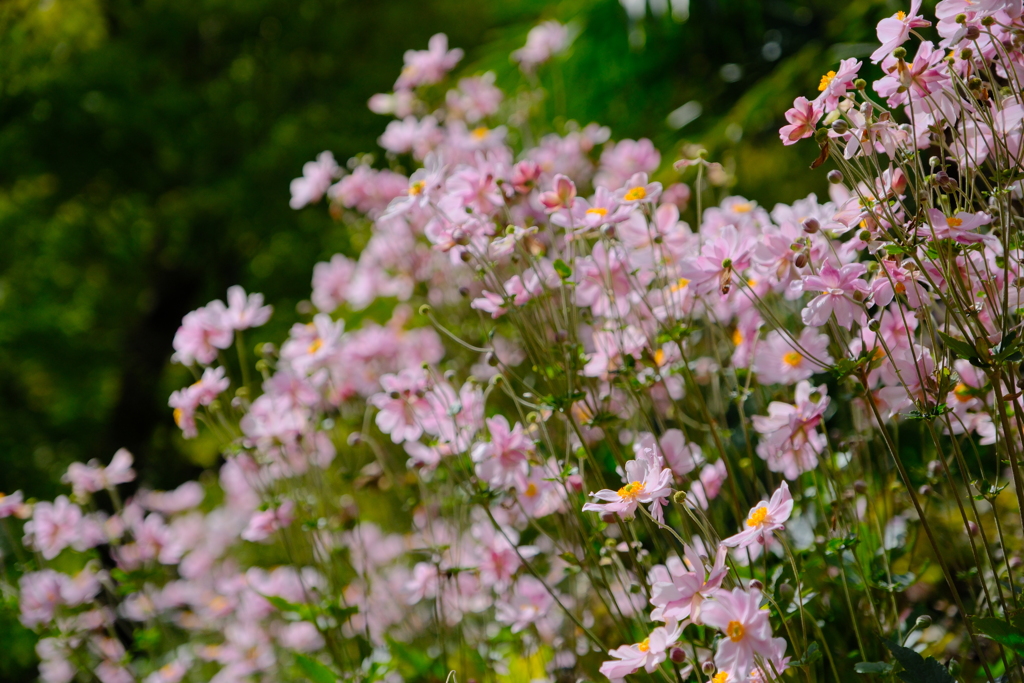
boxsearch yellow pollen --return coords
[586,207,609,217]
[617,481,646,499]
[624,186,647,201]
[713,673,729,683]
[783,351,803,368]
[732,329,744,346]
[947,217,964,228]
[637,638,651,653]
[726,620,745,642]
[409,180,425,196]
[954,383,972,402]
[733,203,752,213]
[308,338,324,355]
[747,506,769,527]
[173,408,184,427]
[671,277,690,292]
[654,349,666,366]
[208,596,230,612]
[525,482,538,498]
[896,10,907,20]
[818,70,837,92]
[472,127,489,140]
[747,278,757,287]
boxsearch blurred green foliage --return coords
[0,0,895,678]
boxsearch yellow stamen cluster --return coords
[525,482,539,498]
[624,186,647,201]
[617,481,646,500]
[308,338,324,355]
[747,506,769,527]
[173,408,184,427]
[733,203,752,213]
[896,10,907,20]
[732,329,744,346]
[409,180,425,196]
[472,127,489,140]
[726,620,745,642]
[670,277,690,292]
[637,638,651,653]
[947,217,964,228]
[783,351,803,368]
[712,672,729,683]
[586,207,609,217]
[818,70,837,92]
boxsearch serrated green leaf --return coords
[973,617,1024,656]
[883,638,955,683]
[855,661,895,674]
[938,332,982,363]
[295,654,337,683]
[791,642,822,666]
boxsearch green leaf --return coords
[938,331,983,363]
[855,661,895,675]
[791,642,822,666]
[553,259,572,280]
[883,638,955,683]
[973,616,1024,656]
[295,654,337,683]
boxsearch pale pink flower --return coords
[686,460,728,510]
[678,225,755,295]
[814,58,862,111]
[394,34,463,90]
[722,482,793,549]
[470,290,507,319]
[779,97,823,145]
[538,174,577,211]
[224,286,272,330]
[445,73,503,123]
[171,304,233,366]
[471,416,534,490]
[599,624,682,680]
[575,243,639,317]
[367,89,417,117]
[701,588,776,682]
[583,449,673,523]
[753,381,830,480]
[595,138,661,190]
[799,260,869,328]
[516,462,567,518]
[874,41,948,106]
[0,490,26,518]
[495,575,555,632]
[289,151,340,209]
[242,500,295,542]
[19,570,66,627]
[136,481,205,515]
[650,543,728,623]
[657,429,703,478]
[614,172,662,205]
[64,448,136,498]
[752,328,833,385]
[277,621,324,652]
[369,369,434,444]
[378,116,443,160]
[921,208,993,244]
[169,366,231,439]
[513,21,570,73]
[870,0,931,63]
[23,496,82,560]
[311,254,356,313]
[552,187,630,232]
[144,660,190,683]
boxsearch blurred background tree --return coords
[0,0,893,677]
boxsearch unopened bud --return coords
[673,491,688,505]
[968,77,983,90]
[555,329,569,343]
[854,78,867,90]
[955,12,967,24]
[347,432,363,446]
[460,251,472,263]
[452,229,470,246]
[670,647,686,664]
[702,661,716,675]
[892,47,907,59]
[794,253,809,268]
[859,101,873,116]
[859,230,872,242]
[831,119,849,134]
[967,521,980,536]
[827,170,844,184]
[813,127,830,144]
[802,217,820,234]
[567,474,584,493]
[918,484,933,496]
[853,480,868,494]
[915,615,933,629]
[961,47,974,60]
[458,286,470,297]
[868,318,881,332]
[749,579,763,591]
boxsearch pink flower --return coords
[752,328,833,385]
[495,575,555,633]
[471,416,534,490]
[599,624,682,680]
[583,449,673,522]
[394,33,463,90]
[800,260,869,328]
[23,496,82,560]
[446,73,503,123]
[650,543,728,623]
[470,290,507,319]
[510,160,542,193]
[701,588,777,682]
[516,462,567,518]
[512,21,570,73]
[136,481,205,515]
[378,116,443,160]
[311,254,357,313]
[656,429,703,478]
[678,225,754,295]
[0,490,26,519]
[19,570,66,627]
[369,369,434,444]
[614,172,662,205]
[575,243,640,317]
[595,138,661,190]
[753,381,830,480]
[870,0,931,63]
[171,304,233,366]
[538,174,577,211]
[242,500,295,542]
[63,448,136,498]
[814,58,862,111]
[169,366,231,439]
[224,286,272,330]
[779,97,823,145]
[721,482,793,549]
[686,460,728,510]
[921,208,993,244]
[289,151,340,209]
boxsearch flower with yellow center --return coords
[173,408,184,427]
[670,277,690,293]
[733,203,752,213]
[524,482,538,498]
[896,10,906,20]
[654,349,666,366]
[409,180,425,196]
[954,383,973,402]
[472,126,489,140]
[637,638,651,653]
[712,672,729,683]
[947,217,963,228]
[617,481,646,500]
[726,620,745,642]
[624,186,647,201]
[732,329,744,346]
[747,506,769,527]
[818,70,837,92]
[308,338,324,355]
[586,207,609,217]
[783,351,803,368]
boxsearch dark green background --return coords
[0,0,892,677]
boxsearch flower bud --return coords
[831,119,849,134]
[827,170,844,184]
[854,78,867,90]
[670,647,686,664]
[955,13,967,24]
[460,251,472,263]
[458,286,470,297]
[915,615,933,629]
[967,521,980,536]
[859,230,871,242]
[868,318,881,332]
[961,47,973,60]
[555,329,569,343]
[347,432,363,446]
[853,480,868,494]
[794,253,809,268]
[749,579,763,591]
[892,47,907,59]
[968,77,983,90]
[567,474,584,492]
[802,217,821,234]
[702,661,716,675]
[859,101,873,116]
[672,491,688,505]
[601,224,616,239]
[918,484,933,496]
